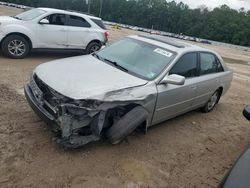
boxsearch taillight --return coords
[104,31,109,42]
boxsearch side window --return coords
[67,15,91,28]
[169,53,198,78]
[90,18,106,29]
[45,14,66,26]
[200,53,224,75]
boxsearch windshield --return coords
[96,38,175,80]
[14,9,46,21]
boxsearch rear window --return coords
[91,18,106,29]
[67,15,91,28]
[200,53,224,75]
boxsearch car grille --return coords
[32,74,60,116]
[30,74,43,103]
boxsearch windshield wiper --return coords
[92,54,129,72]
[104,58,128,72]
[92,53,101,60]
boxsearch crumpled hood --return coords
[35,55,148,100]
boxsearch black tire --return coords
[201,89,222,113]
[1,34,30,59]
[85,42,101,54]
[106,106,148,144]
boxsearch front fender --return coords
[2,24,37,47]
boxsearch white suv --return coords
[0,8,108,58]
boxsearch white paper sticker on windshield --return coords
[154,48,173,57]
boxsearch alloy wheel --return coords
[89,45,100,53]
[8,40,26,57]
[207,91,219,111]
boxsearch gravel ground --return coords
[1,5,250,188]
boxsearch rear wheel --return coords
[85,42,101,54]
[201,89,221,113]
[2,35,30,59]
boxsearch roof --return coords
[129,34,211,54]
[139,35,190,48]
[38,7,101,20]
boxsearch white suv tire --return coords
[2,34,30,59]
[86,41,101,54]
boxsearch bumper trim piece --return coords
[24,85,55,125]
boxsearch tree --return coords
[2,0,250,46]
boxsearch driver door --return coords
[152,52,199,124]
[37,14,68,48]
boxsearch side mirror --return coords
[243,105,250,121]
[39,19,49,24]
[160,74,185,85]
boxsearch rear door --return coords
[152,52,199,124]
[37,14,68,48]
[66,15,92,49]
[192,52,225,108]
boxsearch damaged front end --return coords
[25,74,152,148]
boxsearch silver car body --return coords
[25,35,233,147]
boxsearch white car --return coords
[0,8,108,58]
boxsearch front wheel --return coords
[201,89,221,113]
[105,106,148,144]
[1,35,30,59]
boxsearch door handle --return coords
[59,29,67,32]
[191,86,197,90]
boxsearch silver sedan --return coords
[25,35,233,148]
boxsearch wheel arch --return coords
[105,104,149,144]
[212,86,223,106]
[87,39,102,47]
[123,104,148,132]
[104,103,149,134]
[218,86,223,95]
[1,32,33,49]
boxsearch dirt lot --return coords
[1,5,250,188]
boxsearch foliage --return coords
[2,0,250,46]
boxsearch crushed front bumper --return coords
[25,85,55,125]
[24,84,100,148]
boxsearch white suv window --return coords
[45,14,66,26]
[67,15,91,28]
[90,18,106,29]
